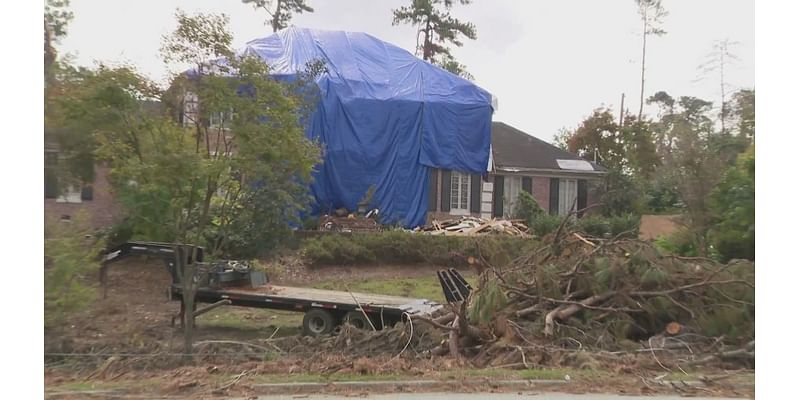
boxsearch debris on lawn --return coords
[415,216,531,237]
[318,214,381,233]
[401,224,755,370]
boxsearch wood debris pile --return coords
[405,226,755,370]
[415,216,530,237]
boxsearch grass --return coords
[310,274,472,304]
[194,274,463,334]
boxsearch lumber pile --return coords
[415,216,530,237]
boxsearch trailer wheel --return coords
[303,309,336,336]
[343,311,373,330]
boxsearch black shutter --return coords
[549,178,560,215]
[522,177,532,194]
[44,171,58,199]
[577,179,587,217]
[81,185,94,201]
[470,174,481,214]
[440,170,452,212]
[492,175,504,218]
[427,168,439,212]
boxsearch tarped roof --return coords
[239,27,494,227]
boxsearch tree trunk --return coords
[638,15,647,121]
[178,245,197,358]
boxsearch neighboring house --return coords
[426,121,606,222]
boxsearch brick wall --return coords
[44,165,122,230]
[532,176,550,212]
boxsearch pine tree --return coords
[242,0,314,32]
[392,0,477,79]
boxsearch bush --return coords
[653,228,699,257]
[530,214,563,237]
[300,231,537,267]
[577,215,610,238]
[575,213,639,239]
[44,213,105,328]
[513,191,544,224]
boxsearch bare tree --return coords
[635,0,668,120]
[696,39,740,135]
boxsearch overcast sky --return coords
[58,0,754,142]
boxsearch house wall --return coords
[425,169,604,224]
[44,165,121,230]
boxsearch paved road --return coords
[247,393,743,400]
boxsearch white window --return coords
[503,176,522,218]
[56,185,82,204]
[558,178,578,215]
[450,172,471,214]
[209,110,234,128]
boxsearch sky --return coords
[57,0,754,142]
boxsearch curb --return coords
[252,378,570,394]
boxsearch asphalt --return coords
[246,393,743,400]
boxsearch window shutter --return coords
[470,174,481,213]
[440,170,452,212]
[427,168,439,212]
[522,177,532,194]
[44,172,58,199]
[549,178,560,215]
[81,185,94,201]
[577,179,587,217]
[492,175,504,218]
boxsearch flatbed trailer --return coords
[171,283,442,335]
[103,241,442,336]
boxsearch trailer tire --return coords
[343,311,373,330]
[303,309,336,336]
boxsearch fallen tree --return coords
[301,225,754,371]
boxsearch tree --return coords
[56,11,320,356]
[392,0,477,79]
[728,88,755,140]
[709,145,754,262]
[242,0,313,32]
[696,39,740,135]
[634,0,668,120]
[44,0,74,79]
[45,213,105,328]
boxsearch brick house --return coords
[44,140,121,230]
[426,121,605,222]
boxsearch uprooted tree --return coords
[53,10,320,355]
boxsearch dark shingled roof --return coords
[491,121,606,172]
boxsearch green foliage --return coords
[242,0,314,32]
[44,214,104,328]
[576,216,610,238]
[608,214,641,237]
[469,279,507,325]
[653,228,699,257]
[709,146,754,262]
[530,214,562,238]
[300,231,536,267]
[392,0,477,79]
[55,12,320,258]
[513,191,544,226]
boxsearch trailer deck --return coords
[174,284,442,317]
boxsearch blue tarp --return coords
[239,27,494,227]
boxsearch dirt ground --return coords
[638,215,681,240]
[44,257,753,398]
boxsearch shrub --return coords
[608,213,640,238]
[300,231,537,267]
[653,228,699,257]
[44,213,105,328]
[577,215,610,238]
[513,191,544,225]
[530,214,563,237]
